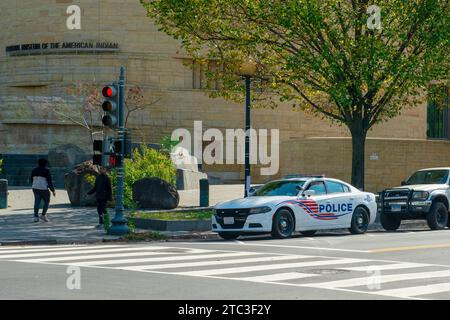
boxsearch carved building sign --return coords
[5,42,119,56]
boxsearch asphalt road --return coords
[0,228,449,300]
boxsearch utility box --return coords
[0,179,8,209]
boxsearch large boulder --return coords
[64,161,99,207]
[48,144,89,168]
[132,177,179,210]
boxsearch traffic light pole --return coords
[108,66,130,235]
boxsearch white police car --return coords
[212,176,377,240]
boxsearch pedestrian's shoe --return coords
[95,224,103,230]
[40,215,49,222]
[34,217,39,223]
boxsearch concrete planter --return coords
[129,217,211,232]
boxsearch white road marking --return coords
[342,262,431,272]
[235,272,319,282]
[232,242,369,253]
[0,245,123,254]
[184,241,369,253]
[121,255,308,271]
[3,244,450,299]
[0,246,187,259]
[374,282,450,299]
[175,258,366,276]
[59,252,263,267]
[306,270,450,289]
[0,245,84,251]
[17,249,207,263]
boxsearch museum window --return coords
[427,87,450,139]
[192,61,269,93]
[192,61,223,90]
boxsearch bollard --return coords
[199,178,209,207]
[0,179,8,209]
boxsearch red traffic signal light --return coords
[102,86,117,98]
[109,155,116,167]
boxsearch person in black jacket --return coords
[88,166,113,229]
[30,158,56,223]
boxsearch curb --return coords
[0,220,432,246]
[0,238,118,247]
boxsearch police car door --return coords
[323,180,355,228]
[300,180,331,229]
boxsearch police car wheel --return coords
[380,212,401,231]
[218,232,240,240]
[300,230,317,237]
[349,207,369,234]
[271,209,295,239]
[426,201,448,230]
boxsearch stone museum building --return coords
[0,0,449,192]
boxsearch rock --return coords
[132,177,179,209]
[48,144,89,168]
[64,161,100,206]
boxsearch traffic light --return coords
[101,84,119,128]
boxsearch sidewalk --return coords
[0,185,245,245]
[0,186,430,245]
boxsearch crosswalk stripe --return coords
[121,255,310,271]
[174,258,366,277]
[0,246,182,259]
[60,252,264,267]
[0,245,80,251]
[16,249,207,263]
[374,282,450,298]
[306,269,450,289]
[0,245,124,255]
[341,263,430,272]
[235,272,319,282]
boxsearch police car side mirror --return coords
[401,180,406,186]
[302,190,315,197]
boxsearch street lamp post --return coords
[239,59,257,198]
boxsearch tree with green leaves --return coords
[141,0,449,189]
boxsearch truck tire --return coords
[349,207,370,234]
[271,209,295,239]
[218,232,240,240]
[426,201,448,230]
[380,213,401,231]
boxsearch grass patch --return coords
[129,210,213,221]
[120,231,168,241]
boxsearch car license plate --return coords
[223,217,235,225]
[391,204,402,212]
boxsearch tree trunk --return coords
[350,128,367,190]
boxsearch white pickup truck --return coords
[379,168,450,231]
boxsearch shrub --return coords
[85,173,96,186]
[110,144,177,209]
[160,135,181,154]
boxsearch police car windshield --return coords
[255,180,305,197]
[405,170,449,185]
